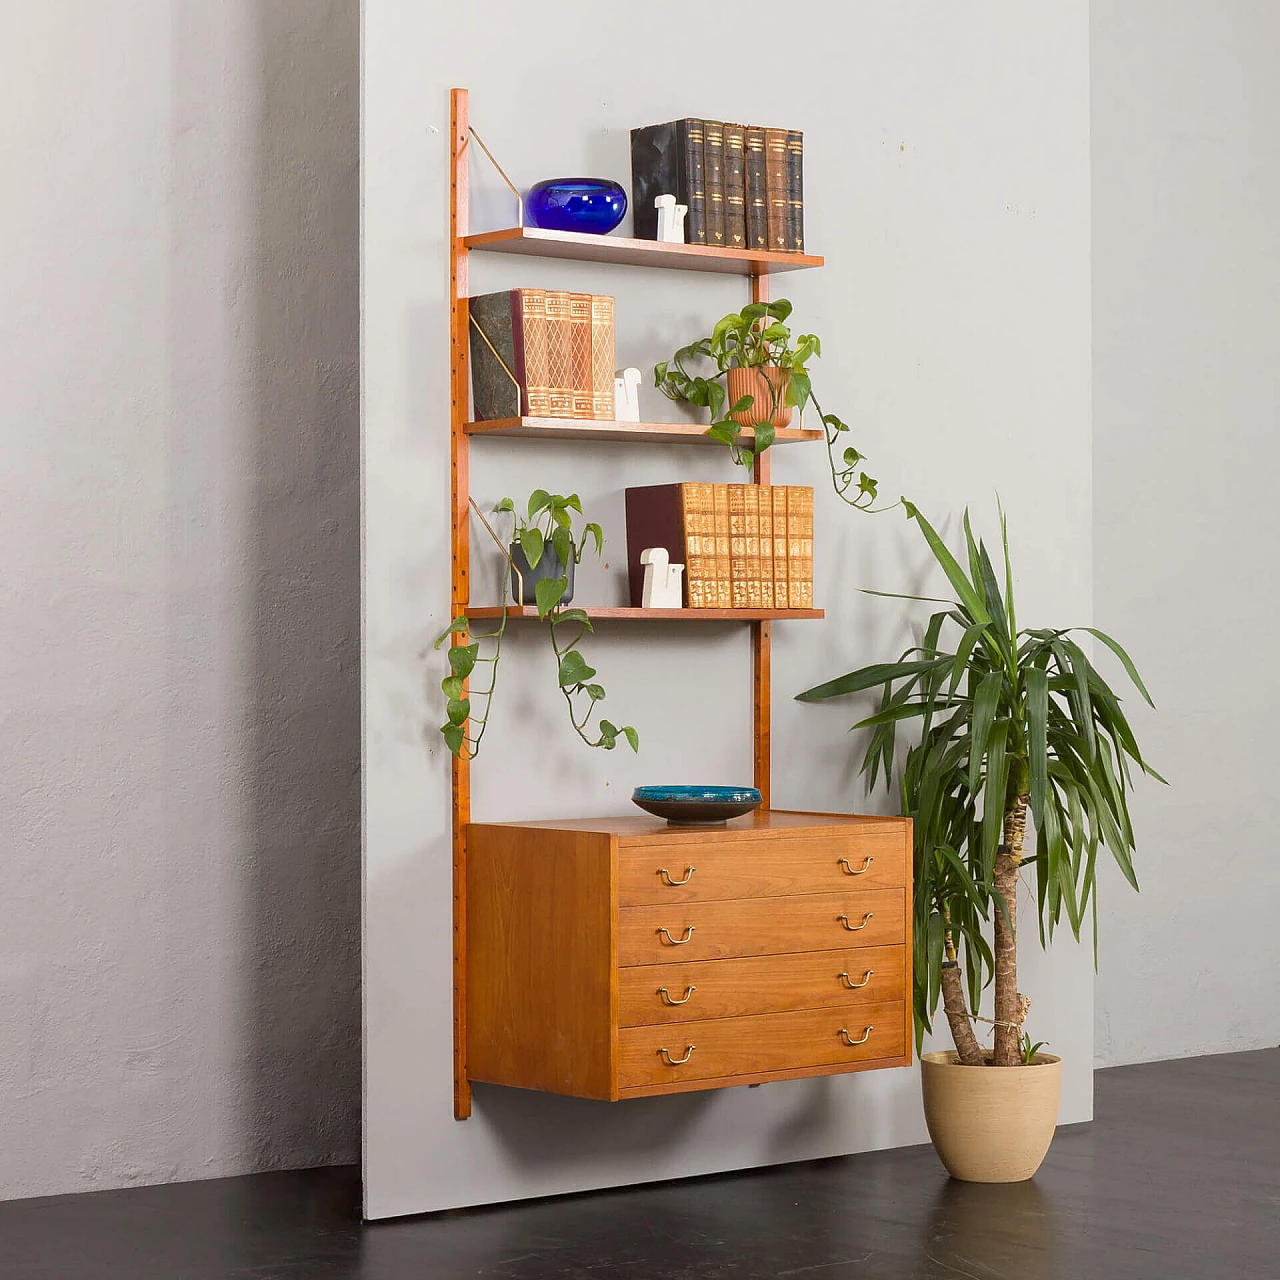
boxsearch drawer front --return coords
[619,1002,905,1088]
[618,946,906,1026]
[618,889,905,967]
[618,827,906,906]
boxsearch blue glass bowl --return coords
[632,785,763,825]
[525,178,627,235]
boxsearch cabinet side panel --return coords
[902,817,914,1066]
[467,825,613,1099]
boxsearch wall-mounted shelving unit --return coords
[449,88,911,1120]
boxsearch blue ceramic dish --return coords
[525,178,627,235]
[632,785,763,825]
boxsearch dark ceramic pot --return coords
[509,544,575,607]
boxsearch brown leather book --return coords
[723,124,747,250]
[729,485,748,608]
[772,486,789,607]
[785,129,804,252]
[759,485,774,607]
[703,119,726,249]
[467,289,532,420]
[786,486,815,608]
[545,290,574,418]
[744,485,762,608]
[590,295,615,419]
[569,293,593,418]
[745,127,768,251]
[764,128,788,253]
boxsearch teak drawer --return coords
[466,811,913,1100]
[618,1002,905,1093]
[618,890,905,967]
[618,945,906,1026]
[618,827,906,905]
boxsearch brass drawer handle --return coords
[838,1026,874,1047]
[657,925,696,945]
[838,856,875,876]
[839,969,875,989]
[657,866,696,886]
[837,911,874,931]
[658,985,697,1005]
[658,1045,696,1066]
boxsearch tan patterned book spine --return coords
[712,484,732,608]
[569,293,593,418]
[729,485,748,608]
[520,288,551,417]
[744,485,762,609]
[589,294,615,420]
[759,485,774,608]
[787,486,815,608]
[545,290,574,418]
[772,486,789,608]
[765,127,788,253]
[680,483,715,608]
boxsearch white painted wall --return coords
[0,2,360,1199]
[364,0,1095,1218]
[1092,2,1280,1064]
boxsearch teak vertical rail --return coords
[449,87,779,1117]
[450,88,472,1120]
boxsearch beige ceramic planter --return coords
[727,366,793,429]
[920,1050,1063,1182]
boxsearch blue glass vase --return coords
[525,178,627,235]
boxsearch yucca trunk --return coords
[992,793,1030,1066]
[941,930,985,1065]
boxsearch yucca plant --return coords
[797,503,1163,1066]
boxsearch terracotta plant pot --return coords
[920,1050,1063,1183]
[726,366,793,429]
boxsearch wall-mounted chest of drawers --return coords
[466,810,913,1100]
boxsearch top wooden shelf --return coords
[461,227,824,275]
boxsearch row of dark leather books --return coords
[630,119,804,253]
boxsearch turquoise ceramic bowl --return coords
[632,785,762,825]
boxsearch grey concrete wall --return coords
[364,0,1096,1219]
[1092,2,1280,1064]
[0,2,360,1199]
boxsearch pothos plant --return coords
[434,491,639,758]
[653,298,883,511]
[797,503,1162,1066]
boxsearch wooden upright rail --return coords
[449,87,784,1118]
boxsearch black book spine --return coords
[744,126,767,250]
[682,118,707,245]
[785,129,804,252]
[629,120,679,241]
[703,119,726,248]
[723,123,747,250]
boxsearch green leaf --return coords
[558,650,597,688]
[903,503,991,625]
[967,670,1003,795]
[518,526,544,571]
[442,724,465,757]
[551,525,574,569]
[552,608,592,628]
[527,489,552,520]
[623,725,640,752]
[1027,665,1049,817]
[598,718,618,749]
[584,522,604,557]
[584,683,605,702]
[796,659,944,702]
[947,623,987,699]
[753,422,776,454]
[448,643,479,678]
[494,497,514,514]
[1081,628,1155,707]
[441,675,464,700]
[446,697,470,725]
[535,575,567,619]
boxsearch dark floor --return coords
[2,1050,1276,1279]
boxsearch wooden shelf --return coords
[463,416,824,445]
[465,605,824,621]
[462,226,824,275]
